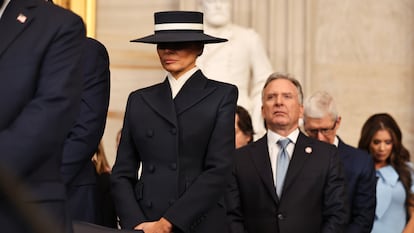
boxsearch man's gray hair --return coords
[303,91,338,122]
[262,72,304,104]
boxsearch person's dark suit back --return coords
[62,37,110,224]
[337,140,376,232]
[0,0,85,232]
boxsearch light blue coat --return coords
[372,164,414,233]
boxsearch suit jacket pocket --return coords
[135,181,143,201]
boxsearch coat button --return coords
[169,163,177,170]
[168,199,176,205]
[146,129,154,137]
[277,213,285,220]
[170,128,177,135]
[147,164,155,173]
[145,201,152,208]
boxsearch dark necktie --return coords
[276,138,290,197]
[0,0,4,9]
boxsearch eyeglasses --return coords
[305,121,337,137]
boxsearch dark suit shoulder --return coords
[129,82,165,96]
[205,77,238,92]
[31,0,84,24]
[234,136,266,160]
[298,133,337,153]
[338,139,373,162]
[83,38,109,58]
[338,140,369,156]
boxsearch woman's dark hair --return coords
[358,113,413,212]
[236,105,254,143]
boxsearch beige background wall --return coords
[94,0,414,166]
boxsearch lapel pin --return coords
[17,13,27,24]
[305,147,312,154]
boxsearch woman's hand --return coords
[134,217,173,233]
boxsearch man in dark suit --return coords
[0,0,85,232]
[111,11,238,233]
[303,91,376,233]
[227,73,349,233]
[62,37,110,224]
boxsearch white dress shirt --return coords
[267,128,300,187]
[167,66,199,99]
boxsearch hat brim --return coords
[130,31,227,44]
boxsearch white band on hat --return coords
[155,23,203,31]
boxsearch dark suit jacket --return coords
[227,132,349,233]
[62,37,110,223]
[0,0,85,232]
[337,138,376,233]
[111,70,238,233]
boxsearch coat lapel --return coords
[337,137,350,160]
[141,79,177,127]
[250,136,279,204]
[282,132,312,196]
[173,70,216,115]
[0,0,36,58]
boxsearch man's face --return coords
[303,114,339,144]
[261,79,303,135]
[201,0,231,27]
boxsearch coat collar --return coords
[250,135,279,204]
[0,0,38,58]
[280,132,314,199]
[376,165,400,219]
[251,131,315,204]
[140,79,177,127]
[173,70,216,115]
[140,70,216,126]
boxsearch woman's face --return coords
[369,129,393,168]
[157,42,202,78]
[235,114,252,149]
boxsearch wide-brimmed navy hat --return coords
[130,11,227,44]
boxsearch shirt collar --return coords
[167,66,199,98]
[267,128,300,145]
[377,165,399,186]
[333,136,339,147]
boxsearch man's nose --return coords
[316,132,325,140]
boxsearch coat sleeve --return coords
[345,151,376,233]
[61,38,110,185]
[322,150,350,233]
[226,163,249,233]
[111,94,147,229]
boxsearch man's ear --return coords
[336,116,342,127]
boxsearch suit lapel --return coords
[173,70,216,115]
[250,136,279,204]
[141,79,177,127]
[0,0,36,58]
[282,132,313,195]
[337,138,349,160]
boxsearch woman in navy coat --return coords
[111,11,238,233]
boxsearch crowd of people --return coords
[1,0,413,233]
